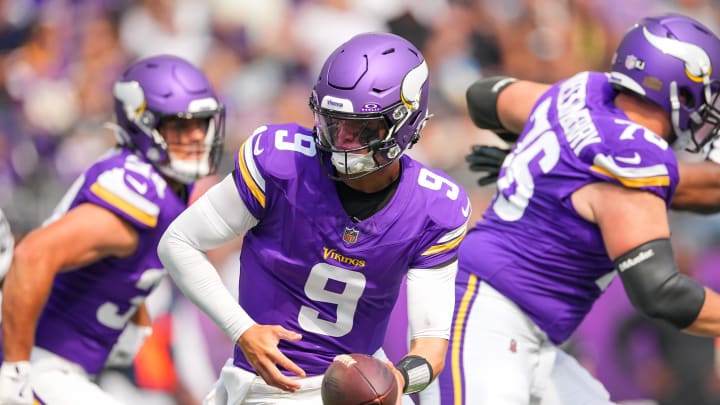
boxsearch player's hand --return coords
[0,361,33,405]
[105,323,153,368]
[236,324,305,392]
[466,145,511,186]
[384,360,404,405]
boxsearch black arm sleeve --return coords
[614,238,705,329]
[466,76,518,142]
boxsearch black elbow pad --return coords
[614,238,705,329]
[466,76,517,134]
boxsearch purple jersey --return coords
[459,72,679,344]
[232,123,470,376]
[32,148,188,374]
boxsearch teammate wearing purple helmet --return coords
[0,55,224,404]
[435,14,720,404]
[158,32,469,404]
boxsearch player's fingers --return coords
[384,362,405,405]
[256,357,302,392]
[484,147,511,160]
[466,153,505,168]
[272,350,307,378]
[468,162,501,171]
[470,145,508,158]
[466,151,497,163]
[477,173,499,186]
[274,326,302,341]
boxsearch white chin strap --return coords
[331,151,378,175]
[669,81,694,152]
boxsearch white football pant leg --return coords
[459,282,616,405]
[460,281,544,404]
[539,350,616,405]
[205,359,324,405]
[240,374,323,405]
[30,348,125,405]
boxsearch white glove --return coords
[105,323,153,368]
[706,136,720,164]
[0,361,33,405]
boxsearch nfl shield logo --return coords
[343,227,359,244]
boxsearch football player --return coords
[437,14,720,404]
[0,55,225,405]
[158,32,469,404]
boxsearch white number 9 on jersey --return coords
[298,263,366,337]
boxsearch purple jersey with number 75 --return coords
[457,71,679,345]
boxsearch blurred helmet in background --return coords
[113,55,225,184]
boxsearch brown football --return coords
[321,353,399,405]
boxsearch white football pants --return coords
[438,280,616,405]
[203,348,415,405]
[29,347,125,405]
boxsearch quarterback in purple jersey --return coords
[159,32,470,404]
[0,55,224,405]
[437,14,720,405]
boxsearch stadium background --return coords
[2,0,720,403]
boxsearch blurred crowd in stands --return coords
[3,0,720,404]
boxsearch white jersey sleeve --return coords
[158,174,259,342]
[407,259,458,340]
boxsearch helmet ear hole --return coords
[407,110,421,127]
[679,86,696,108]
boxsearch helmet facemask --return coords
[156,108,226,184]
[311,96,419,180]
[112,56,226,185]
[678,80,720,153]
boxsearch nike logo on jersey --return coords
[253,133,264,155]
[461,197,471,218]
[614,152,641,165]
[126,174,148,195]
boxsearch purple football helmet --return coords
[609,14,720,152]
[112,55,225,183]
[310,32,430,179]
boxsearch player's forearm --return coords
[130,302,151,327]
[158,177,259,342]
[496,81,550,134]
[159,219,254,343]
[1,245,55,361]
[683,288,720,336]
[673,161,720,213]
[407,337,448,379]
